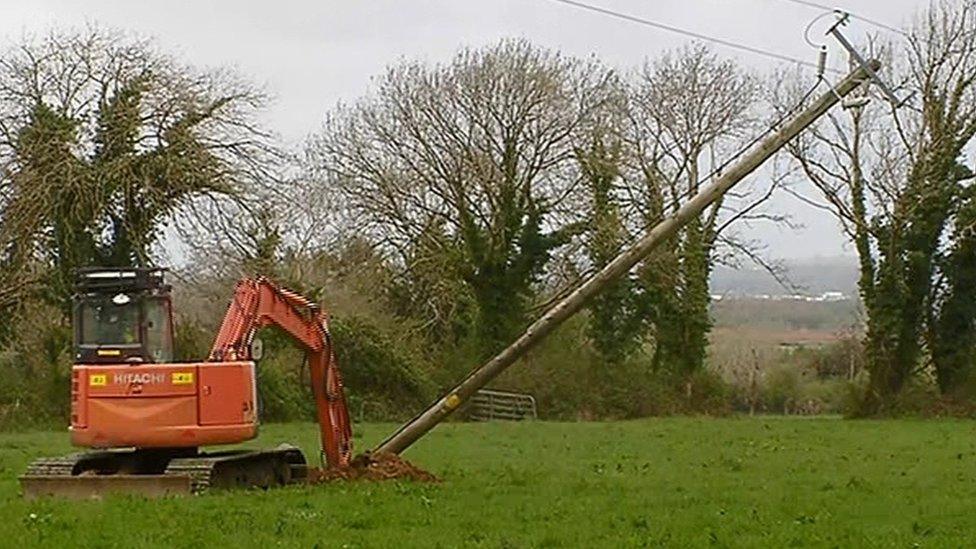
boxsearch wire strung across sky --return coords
[544,0,842,73]
[773,0,910,37]
[543,0,869,216]
[540,0,909,282]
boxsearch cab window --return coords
[78,296,139,345]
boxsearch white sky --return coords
[0,0,929,260]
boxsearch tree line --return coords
[0,1,973,425]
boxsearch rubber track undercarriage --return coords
[20,444,308,499]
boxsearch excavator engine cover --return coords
[71,361,258,448]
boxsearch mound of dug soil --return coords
[309,452,439,483]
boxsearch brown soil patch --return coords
[308,452,439,483]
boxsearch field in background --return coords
[708,258,862,385]
[3,419,976,546]
[711,297,860,335]
[707,297,862,414]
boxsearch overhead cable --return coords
[545,0,842,73]
[775,0,909,37]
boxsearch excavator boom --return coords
[210,278,352,468]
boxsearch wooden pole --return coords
[374,60,881,457]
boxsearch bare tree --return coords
[623,44,767,376]
[308,39,617,355]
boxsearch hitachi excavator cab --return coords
[73,268,175,365]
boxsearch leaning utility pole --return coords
[375,60,882,457]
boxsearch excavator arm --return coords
[209,278,352,468]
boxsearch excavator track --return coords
[20,444,309,499]
[165,445,308,493]
[23,454,84,477]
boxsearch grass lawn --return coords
[1,417,975,547]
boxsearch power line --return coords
[774,0,909,37]
[543,0,840,241]
[544,0,840,73]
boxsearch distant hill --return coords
[710,255,859,297]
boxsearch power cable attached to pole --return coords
[774,0,910,37]
[543,0,842,73]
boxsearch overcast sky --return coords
[0,0,929,260]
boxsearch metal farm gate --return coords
[467,389,537,421]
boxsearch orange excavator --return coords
[20,268,352,498]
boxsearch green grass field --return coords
[2,418,976,547]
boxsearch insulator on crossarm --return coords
[817,46,827,80]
